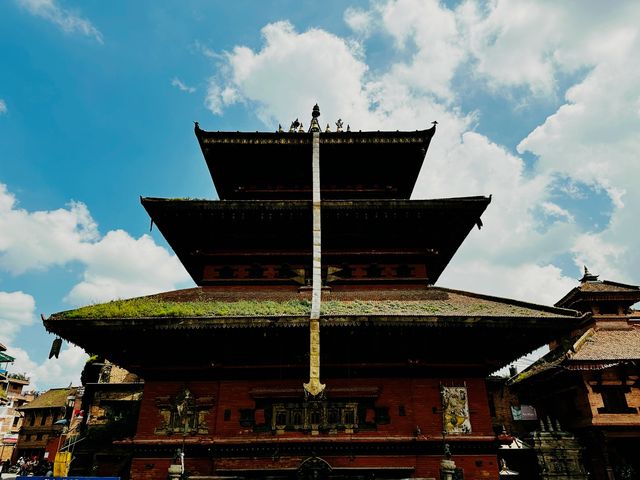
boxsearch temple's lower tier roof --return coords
[141,196,491,287]
[45,286,585,377]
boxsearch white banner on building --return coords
[441,386,472,434]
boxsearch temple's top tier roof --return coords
[195,117,436,200]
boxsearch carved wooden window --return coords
[154,387,213,435]
[218,265,235,279]
[270,401,359,433]
[396,264,412,277]
[366,263,382,278]
[374,407,390,424]
[595,386,637,414]
[248,263,265,279]
[239,409,255,427]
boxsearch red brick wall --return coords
[131,454,499,480]
[132,376,497,480]
[137,377,494,439]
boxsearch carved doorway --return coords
[297,457,332,480]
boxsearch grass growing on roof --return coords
[57,298,313,318]
[321,300,443,315]
[57,298,450,318]
[54,296,554,319]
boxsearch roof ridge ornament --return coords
[309,103,321,133]
[580,266,599,283]
[335,119,343,132]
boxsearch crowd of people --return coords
[0,457,54,477]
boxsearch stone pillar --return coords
[440,459,457,480]
[168,464,182,480]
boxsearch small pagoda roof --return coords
[195,126,436,200]
[44,286,585,376]
[141,196,490,286]
[555,279,640,310]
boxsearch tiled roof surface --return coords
[18,387,76,410]
[50,286,580,320]
[578,281,640,293]
[555,280,640,308]
[571,327,640,361]
[510,323,640,384]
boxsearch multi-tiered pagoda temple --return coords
[45,106,586,480]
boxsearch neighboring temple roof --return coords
[45,286,585,376]
[509,323,640,384]
[195,126,436,200]
[555,279,640,310]
[569,328,640,362]
[141,196,491,286]
[18,387,76,410]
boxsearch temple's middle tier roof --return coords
[142,196,490,286]
[195,126,435,200]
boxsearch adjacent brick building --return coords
[15,387,78,462]
[509,270,640,480]
[0,343,32,463]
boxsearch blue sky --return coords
[1,0,639,389]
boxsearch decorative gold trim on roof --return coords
[200,135,427,145]
[202,137,312,145]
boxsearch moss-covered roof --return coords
[18,387,76,410]
[44,288,585,375]
[50,286,581,321]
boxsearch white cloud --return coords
[344,7,374,37]
[8,343,87,391]
[171,77,196,94]
[512,2,640,283]
[377,0,465,101]
[441,261,576,306]
[0,184,192,389]
[540,202,574,223]
[205,21,371,127]
[0,99,7,115]
[0,184,98,274]
[205,82,241,115]
[17,0,103,43]
[0,291,84,391]
[192,40,219,59]
[65,230,190,306]
[0,291,35,343]
[0,183,192,305]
